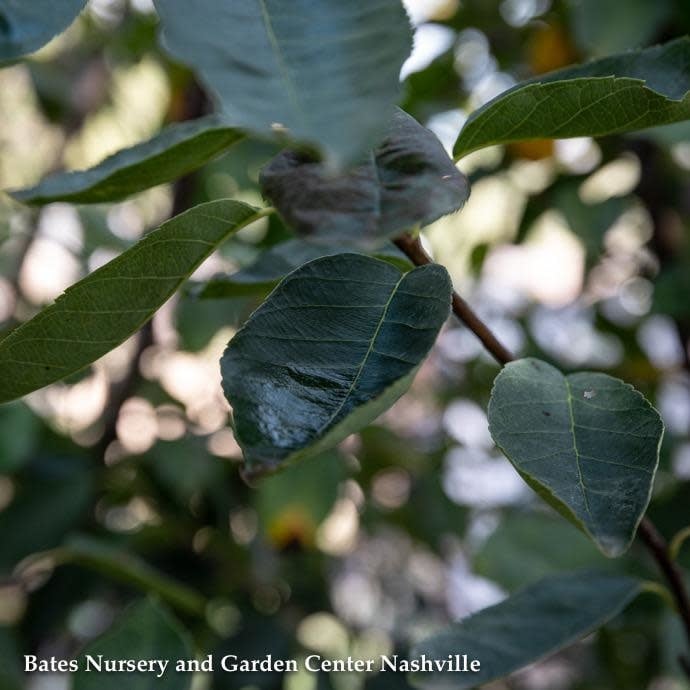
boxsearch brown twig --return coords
[395,228,690,678]
[637,518,690,673]
[393,233,514,365]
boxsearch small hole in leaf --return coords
[584,390,596,399]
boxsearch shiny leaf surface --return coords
[221,253,451,476]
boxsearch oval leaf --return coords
[454,37,690,159]
[198,239,411,299]
[0,0,86,64]
[260,109,469,246]
[488,358,663,557]
[153,0,412,166]
[0,200,266,403]
[73,598,192,690]
[221,253,451,477]
[11,115,243,205]
[411,571,641,689]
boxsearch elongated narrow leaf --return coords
[411,571,641,689]
[454,37,690,159]
[153,0,412,166]
[488,358,663,557]
[11,115,243,205]
[0,0,86,64]
[261,109,469,246]
[73,598,192,690]
[221,254,451,477]
[0,200,266,403]
[198,239,411,299]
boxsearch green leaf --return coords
[0,0,86,64]
[256,451,343,548]
[221,254,451,477]
[153,0,412,166]
[0,627,21,690]
[569,0,673,57]
[411,571,641,689]
[0,200,267,403]
[198,239,411,299]
[0,456,92,573]
[11,115,243,205]
[61,536,207,617]
[453,37,690,159]
[146,438,223,506]
[260,109,469,246]
[653,257,690,319]
[73,598,193,690]
[212,615,292,690]
[474,511,615,591]
[0,401,39,473]
[488,358,663,557]
[550,182,630,266]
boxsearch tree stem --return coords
[393,234,514,365]
[638,517,690,673]
[395,229,690,677]
[18,540,207,618]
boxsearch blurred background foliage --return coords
[1,0,690,689]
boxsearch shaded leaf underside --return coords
[261,109,469,246]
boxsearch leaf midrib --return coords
[315,270,407,435]
[564,378,593,523]
[257,0,306,127]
